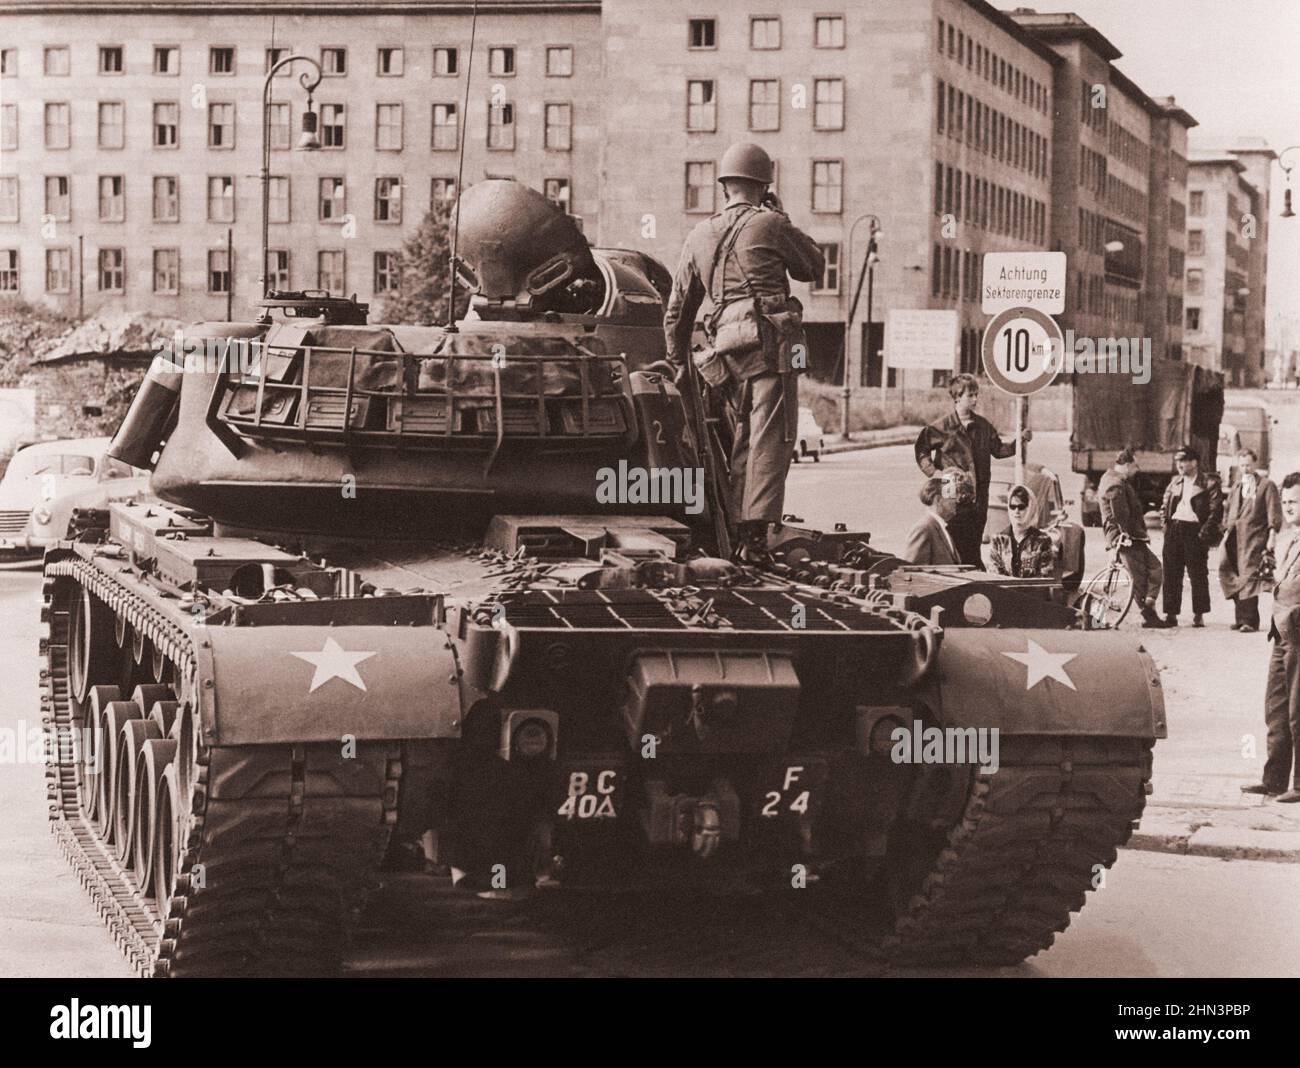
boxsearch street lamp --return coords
[1278,146,1299,219]
[260,55,323,299]
[841,213,882,439]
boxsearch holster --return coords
[757,294,807,375]
[691,347,730,389]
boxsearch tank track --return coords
[42,554,402,977]
[811,736,1152,967]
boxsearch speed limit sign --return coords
[980,307,1063,395]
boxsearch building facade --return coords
[0,0,1236,392]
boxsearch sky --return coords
[1019,0,1300,348]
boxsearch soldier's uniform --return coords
[663,157,823,551]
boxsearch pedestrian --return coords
[901,469,972,565]
[663,141,824,563]
[1219,448,1282,632]
[1242,472,1300,802]
[913,373,1030,567]
[1160,445,1223,628]
[988,483,1055,578]
[1098,449,1166,628]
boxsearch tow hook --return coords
[692,801,722,859]
[642,778,741,856]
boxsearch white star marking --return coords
[1002,639,1078,691]
[291,637,376,693]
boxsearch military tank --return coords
[42,181,1164,977]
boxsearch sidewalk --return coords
[818,425,923,455]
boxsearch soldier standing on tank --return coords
[663,141,824,562]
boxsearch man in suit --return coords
[1159,445,1223,628]
[1243,472,1300,802]
[901,470,972,565]
[1219,448,1282,632]
[1098,449,1165,628]
[913,373,1029,567]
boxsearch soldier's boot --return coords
[732,521,773,565]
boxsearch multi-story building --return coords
[0,0,1208,393]
[0,0,603,321]
[1184,149,1269,386]
[1008,10,1196,365]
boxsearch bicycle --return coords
[1078,539,1135,629]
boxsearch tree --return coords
[377,199,472,325]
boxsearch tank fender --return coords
[916,628,1165,740]
[195,624,463,745]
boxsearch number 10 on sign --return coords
[980,307,1063,484]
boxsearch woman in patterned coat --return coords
[988,483,1055,578]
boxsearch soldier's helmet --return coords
[718,142,775,185]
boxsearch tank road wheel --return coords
[152,762,183,906]
[68,589,116,705]
[133,739,176,898]
[96,701,146,842]
[114,718,162,865]
[79,686,121,822]
[130,685,174,732]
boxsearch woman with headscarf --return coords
[988,483,1055,578]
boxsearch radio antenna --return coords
[445,0,479,334]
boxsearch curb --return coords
[814,426,923,456]
[1122,816,1300,863]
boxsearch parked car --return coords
[792,406,824,463]
[1217,400,1275,485]
[983,462,1085,589]
[0,438,148,562]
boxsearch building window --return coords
[751,16,781,49]
[488,47,515,76]
[98,176,125,221]
[0,177,16,221]
[208,102,234,148]
[44,46,70,76]
[375,177,402,222]
[487,102,515,149]
[0,48,15,76]
[317,250,345,293]
[207,249,230,294]
[377,47,403,76]
[321,47,347,76]
[98,248,124,292]
[319,177,346,221]
[153,102,179,147]
[45,102,71,149]
[685,161,714,213]
[546,46,572,76]
[814,14,845,48]
[544,177,571,211]
[45,176,71,221]
[0,104,16,150]
[0,250,17,292]
[153,249,179,294]
[812,159,843,213]
[1189,191,1204,216]
[749,79,779,132]
[265,47,291,74]
[321,104,345,148]
[46,248,72,293]
[207,175,234,222]
[1185,306,1200,332]
[1188,230,1204,255]
[686,80,716,131]
[98,102,125,149]
[1186,268,1203,296]
[152,176,179,221]
[432,178,457,206]
[374,251,400,293]
[432,103,458,149]
[99,46,124,74]
[376,103,403,150]
[266,249,290,291]
[209,47,235,75]
[689,18,717,49]
[813,78,844,130]
[544,103,571,150]
[268,102,290,149]
[813,242,840,293]
[433,47,458,76]
[268,176,290,222]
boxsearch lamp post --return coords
[1278,146,1300,218]
[841,213,882,439]
[260,55,322,299]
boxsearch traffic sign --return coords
[981,307,1063,396]
[981,251,1066,314]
